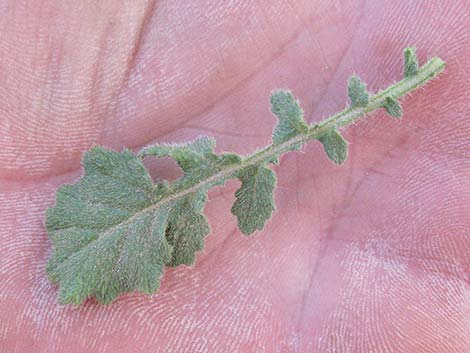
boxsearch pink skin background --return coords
[1,0,469,352]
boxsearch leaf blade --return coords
[319,129,348,165]
[231,165,277,235]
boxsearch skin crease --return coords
[1,0,470,351]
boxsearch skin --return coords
[1,0,469,351]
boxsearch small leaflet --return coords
[404,47,419,78]
[231,165,277,235]
[318,129,348,165]
[348,75,369,108]
[270,90,309,145]
[383,97,403,119]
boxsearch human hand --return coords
[1,1,469,351]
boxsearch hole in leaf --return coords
[142,157,183,183]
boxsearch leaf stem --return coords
[142,56,445,214]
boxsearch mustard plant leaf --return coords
[43,47,445,305]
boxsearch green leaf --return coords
[318,129,348,165]
[44,47,446,305]
[270,90,308,145]
[383,97,403,118]
[348,75,369,108]
[231,165,277,235]
[165,191,210,267]
[46,147,173,304]
[404,47,419,77]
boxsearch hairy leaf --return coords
[46,147,173,304]
[44,48,445,305]
[383,97,403,118]
[348,75,369,108]
[404,47,419,77]
[270,90,308,145]
[319,129,348,165]
[231,165,277,235]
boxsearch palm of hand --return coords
[2,1,469,352]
